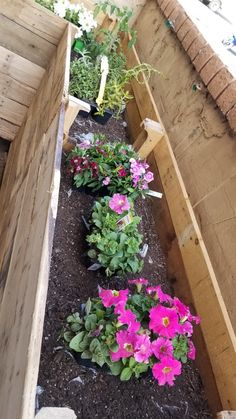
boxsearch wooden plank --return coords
[217,412,236,419]
[0,73,35,107]
[123,36,236,409]
[1,0,67,45]
[0,95,27,126]
[135,118,164,159]
[0,46,45,90]
[0,118,19,141]
[0,14,56,68]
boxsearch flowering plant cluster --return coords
[68,136,154,199]
[86,196,143,276]
[36,0,97,33]
[65,279,200,385]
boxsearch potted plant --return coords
[86,195,144,276]
[64,279,200,383]
[67,135,154,199]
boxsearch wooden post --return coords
[134,118,164,159]
[63,95,91,150]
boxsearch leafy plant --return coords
[86,196,143,276]
[64,279,200,384]
[67,135,154,199]
[94,0,137,47]
[35,0,54,11]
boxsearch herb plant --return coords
[68,135,154,199]
[86,196,143,276]
[64,279,200,384]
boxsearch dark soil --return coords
[38,115,212,419]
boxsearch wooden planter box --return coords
[0,1,235,418]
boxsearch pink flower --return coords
[129,278,149,286]
[180,320,193,337]
[99,288,128,308]
[144,171,154,183]
[111,330,136,361]
[141,181,149,190]
[187,340,196,360]
[134,334,153,363]
[152,357,182,386]
[103,176,110,186]
[109,194,130,215]
[152,338,173,359]
[118,167,127,177]
[117,309,141,333]
[149,305,181,338]
[146,286,172,303]
[173,297,190,319]
[188,314,201,324]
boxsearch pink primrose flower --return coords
[188,314,201,324]
[141,182,149,190]
[99,288,128,308]
[149,305,181,338]
[118,167,127,177]
[109,194,130,215]
[118,309,141,333]
[144,171,154,183]
[152,357,182,386]
[78,140,91,149]
[111,330,136,361]
[134,334,153,363]
[179,320,193,337]
[102,176,111,186]
[187,340,196,360]
[152,337,173,359]
[173,297,190,319]
[146,286,172,303]
[128,278,149,286]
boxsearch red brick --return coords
[193,44,214,72]
[227,105,236,131]
[208,68,234,99]
[163,0,177,17]
[177,18,192,42]
[200,55,224,85]
[217,81,236,114]
[187,34,207,61]
[174,9,188,32]
[182,27,199,51]
[169,4,183,22]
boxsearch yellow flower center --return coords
[124,343,133,352]
[112,290,120,297]
[119,199,124,205]
[162,317,170,327]
[163,367,172,374]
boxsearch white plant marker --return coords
[96,56,109,107]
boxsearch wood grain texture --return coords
[0,23,71,419]
[123,31,236,410]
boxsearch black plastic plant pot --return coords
[76,98,94,119]
[90,107,113,125]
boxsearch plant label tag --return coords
[117,212,133,231]
[147,190,163,199]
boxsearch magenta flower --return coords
[149,305,181,338]
[118,309,141,333]
[99,288,128,308]
[188,314,201,324]
[111,330,136,361]
[187,340,196,360]
[152,337,173,359]
[134,334,153,363]
[179,320,193,337]
[109,194,130,215]
[152,357,182,386]
[173,297,190,319]
[146,286,172,303]
[102,176,111,186]
[144,171,154,183]
[129,278,149,286]
[118,167,127,177]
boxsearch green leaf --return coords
[70,323,82,333]
[85,314,97,331]
[64,331,73,343]
[129,357,136,369]
[81,350,92,359]
[69,331,86,352]
[90,338,101,354]
[120,367,132,381]
[88,249,97,259]
[92,352,105,367]
[96,309,105,320]
[85,298,92,315]
[108,361,123,376]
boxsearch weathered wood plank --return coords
[0,14,56,68]
[0,73,35,107]
[0,118,19,141]
[0,46,45,90]
[0,94,27,126]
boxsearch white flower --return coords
[74,28,83,38]
[54,1,66,17]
